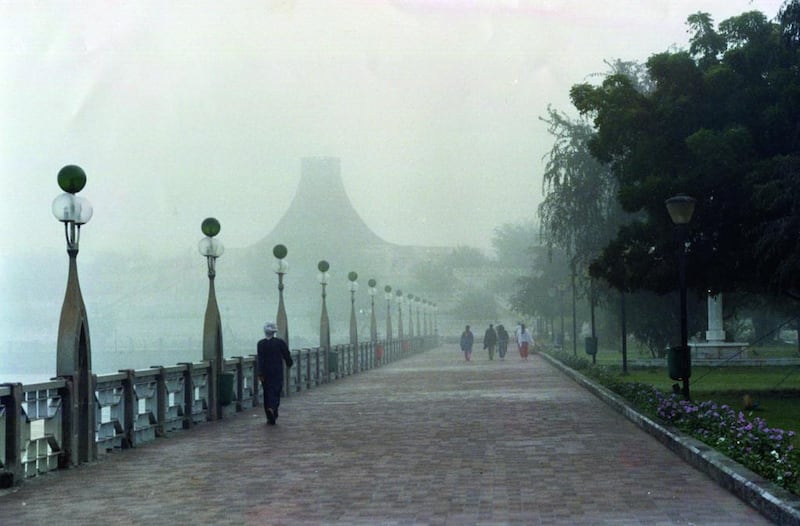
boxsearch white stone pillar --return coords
[706,294,726,342]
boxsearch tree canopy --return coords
[569,3,800,297]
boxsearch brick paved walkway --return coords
[0,345,773,525]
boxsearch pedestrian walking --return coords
[496,324,509,360]
[517,323,533,361]
[460,325,474,361]
[256,321,294,425]
[483,324,497,360]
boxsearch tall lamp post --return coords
[396,290,404,340]
[318,260,331,382]
[415,296,422,337]
[368,279,378,342]
[666,194,696,400]
[570,263,578,355]
[422,300,428,336]
[52,164,95,466]
[272,244,289,348]
[348,271,359,374]
[407,293,414,338]
[424,299,429,335]
[558,284,566,349]
[199,217,224,420]
[385,285,393,341]
[348,271,359,346]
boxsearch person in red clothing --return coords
[256,322,293,425]
[516,323,533,360]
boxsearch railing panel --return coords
[162,367,187,433]
[131,370,159,446]
[240,358,256,410]
[301,350,311,390]
[21,381,65,477]
[0,397,6,470]
[188,364,210,424]
[0,336,437,488]
[95,374,126,454]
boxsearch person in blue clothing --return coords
[483,324,497,360]
[256,322,293,425]
[460,325,474,361]
[496,324,509,360]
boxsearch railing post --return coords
[250,355,260,409]
[0,383,23,488]
[235,357,245,411]
[316,348,322,386]
[120,369,135,449]
[151,366,167,438]
[178,363,193,430]
[89,373,98,461]
[294,350,302,393]
[306,349,312,389]
[283,354,290,398]
[59,377,77,468]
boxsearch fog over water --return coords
[0,1,785,382]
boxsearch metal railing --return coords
[0,336,436,488]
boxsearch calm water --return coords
[0,342,204,385]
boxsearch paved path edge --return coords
[540,352,800,526]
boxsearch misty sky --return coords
[0,0,787,258]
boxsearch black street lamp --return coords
[199,217,224,419]
[272,244,289,348]
[666,194,696,400]
[52,164,95,465]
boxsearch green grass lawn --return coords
[609,364,800,438]
[558,343,800,433]
[545,346,800,493]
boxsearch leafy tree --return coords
[623,290,705,358]
[452,287,498,322]
[489,221,542,308]
[509,246,570,324]
[571,4,800,299]
[687,12,727,66]
[538,106,625,268]
[491,221,540,270]
[444,245,489,268]
[410,259,454,298]
[537,104,634,349]
[780,0,800,48]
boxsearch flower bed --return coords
[546,349,800,495]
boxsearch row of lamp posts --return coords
[50,164,696,476]
[51,164,439,465]
[192,196,699,407]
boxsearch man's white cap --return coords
[264,322,278,334]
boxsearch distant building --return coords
[231,156,452,343]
